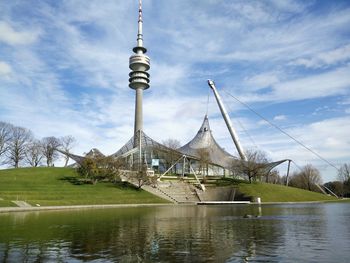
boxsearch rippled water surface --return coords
[0,203,349,262]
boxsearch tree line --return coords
[0,121,75,168]
[230,149,324,192]
[324,164,350,197]
[230,148,350,196]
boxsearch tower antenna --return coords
[136,0,144,50]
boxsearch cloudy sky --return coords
[1,0,349,181]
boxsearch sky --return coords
[0,0,349,182]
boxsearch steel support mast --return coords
[207,79,247,161]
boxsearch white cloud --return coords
[225,1,274,24]
[312,106,333,116]
[0,21,39,45]
[338,96,350,105]
[291,44,350,68]
[0,61,11,75]
[244,71,280,90]
[257,120,269,126]
[268,0,307,13]
[273,115,287,121]
[250,116,350,181]
[150,62,189,95]
[270,65,350,102]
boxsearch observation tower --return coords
[129,0,150,145]
[62,1,291,191]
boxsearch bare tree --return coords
[120,164,156,188]
[163,139,181,150]
[196,148,211,180]
[25,140,43,167]
[233,149,270,183]
[338,163,350,183]
[162,138,181,173]
[268,169,282,184]
[136,164,150,189]
[103,157,125,184]
[76,156,125,185]
[77,157,100,184]
[289,164,322,191]
[324,181,344,197]
[41,136,61,167]
[336,164,350,197]
[6,126,33,168]
[0,121,13,162]
[60,135,76,167]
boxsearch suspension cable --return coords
[221,95,258,148]
[291,160,303,172]
[206,87,210,116]
[222,89,340,172]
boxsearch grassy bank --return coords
[216,178,337,202]
[0,168,340,207]
[0,167,168,207]
[238,182,337,202]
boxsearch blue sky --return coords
[0,0,349,182]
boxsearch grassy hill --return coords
[0,167,168,207]
[0,168,340,208]
[238,182,338,202]
[216,178,337,202]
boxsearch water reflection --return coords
[0,203,349,262]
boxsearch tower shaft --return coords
[129,0,150,146]
[134,88,143,134]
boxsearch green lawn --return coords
[0,167,168,207]
[237,181,337,202]
[214,178,338,202]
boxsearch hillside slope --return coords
[237,182,337,202]
[0,167,168,207]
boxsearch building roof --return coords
[111,130,171,158]
[178,115,238,169]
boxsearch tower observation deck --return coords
[129,0,150,142]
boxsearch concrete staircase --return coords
[119,171,179,203]
[156,181,201,204]
[12,201,32,207]
[119,171,202,204]
[141,184,179,203]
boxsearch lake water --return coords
[0,203,349,262]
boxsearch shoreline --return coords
[256,198,350,205]
[1,199,348,213]
[0,203,173,213]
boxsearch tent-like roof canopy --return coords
[111,130,171,158]
[178,115,238,169]
[63,116,289,173]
